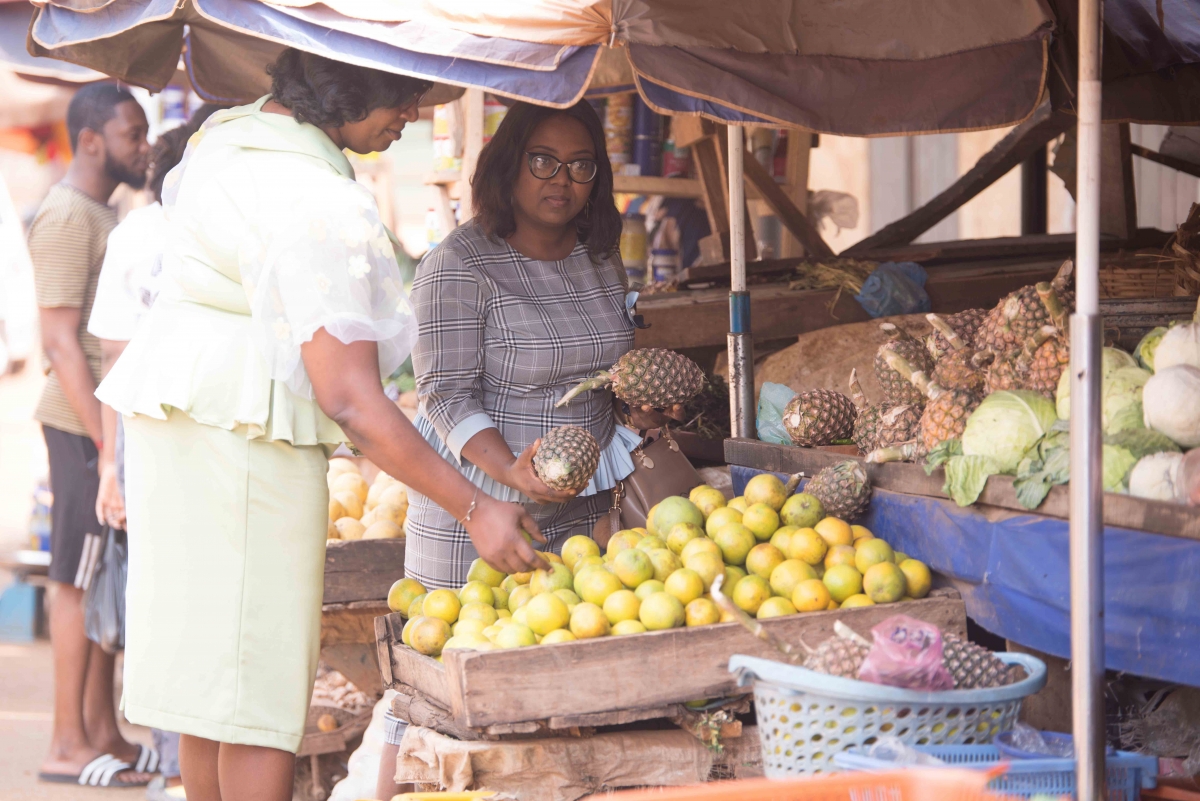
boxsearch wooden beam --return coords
[845,103,1073,255]
[1131,143,1200,179]
[458,88,484,222]
[692,134,758,263]
[780,130,812,258]
[739,139,834,259]
[1099,122,1136,240]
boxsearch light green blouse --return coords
[97,97,416,445]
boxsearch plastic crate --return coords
[605,768,1012,801]
[729,653,1047,777]
[834,744,1159,801]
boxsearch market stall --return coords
[27,0,1200,798]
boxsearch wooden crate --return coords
[374,591,966,736]
[323,538,405,604]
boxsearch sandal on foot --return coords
[38,753,153,787]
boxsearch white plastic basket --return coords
[729,652,1047,777]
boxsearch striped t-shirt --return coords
[28,183,116,437]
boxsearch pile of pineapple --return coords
[325,458,408,541]
[388,472,933,660]
[782,261,1077,461]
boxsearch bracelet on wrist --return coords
[458,487,480,525]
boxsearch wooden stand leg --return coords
[310,754,325,800]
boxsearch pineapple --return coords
[941,632,1014,689]
[804,628,1014,689]
[870,351,980,458]
[982,284,1069,398]
[1025,283,1070,398]
[875,323,934,406]
[802,635,870,679]
[976,260,1074,357]
[783,389,857,447]
[805,460,871,520]
[926,307,988,360]
[927,313,987,393]
[555,348,705,409]
[849,369,919,453]
[533,425,600,492]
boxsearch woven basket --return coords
[1099,250,1177,299]
[1171,202,1200,297]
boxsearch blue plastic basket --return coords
[730,653,1046,777]
[833,744,1159,801]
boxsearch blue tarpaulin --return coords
[732,465,1200,688]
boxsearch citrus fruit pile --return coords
[326,458,407,541]
[388,473,933,658]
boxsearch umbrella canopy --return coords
[0,0,101,82]
[28,0,1053,135]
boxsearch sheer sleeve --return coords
[238,173,416,399]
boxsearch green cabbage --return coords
[1055,357,1150,434]
[1134,327,1168,372]
[943,455,1002,507]
[961,390,1058,473]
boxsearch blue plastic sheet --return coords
[732,465,1200,687]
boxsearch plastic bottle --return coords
[620,214,649,283]
[604,93,634,169]
[651,247,681,283]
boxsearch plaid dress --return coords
[406,221,639,589]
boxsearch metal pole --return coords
[727,125,755,439]
[1071,0,1106,798]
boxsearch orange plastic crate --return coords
[605,767,1021,801]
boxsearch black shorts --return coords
[43,425,102,587]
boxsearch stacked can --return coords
[604,93,634,170]
[632,96,663,177]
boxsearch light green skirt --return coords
[122,408,330,752]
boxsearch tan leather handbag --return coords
[593,428,701,546]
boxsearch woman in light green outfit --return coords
[97,50,548,801]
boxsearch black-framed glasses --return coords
[525,152,598,183]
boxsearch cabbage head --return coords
[1134,326,1168,372]
[961,390,1058,473]
[1055,356,1150,434]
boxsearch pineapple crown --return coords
[1036,282,1067,331]
[848,368,869,409]
[883,350,944,400]
[925,313,966,352]
[866,439,925,464]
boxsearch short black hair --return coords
[148,104,226,203]
[268,48,432,129]
[471,101,622,262]
[66,83,138,152]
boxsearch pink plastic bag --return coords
[858,614,955,691]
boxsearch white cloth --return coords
[87,202,164,342]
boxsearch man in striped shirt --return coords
[29,83,154,788]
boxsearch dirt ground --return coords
[0,366,152,799]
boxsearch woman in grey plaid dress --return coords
[407,100,659,590]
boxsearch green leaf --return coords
[1104,428,1182,459]
[924,439,962,475]
[1103,445,1138,493]
[943,454,1002,506]
[1013,472,1056,509]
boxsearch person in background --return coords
[90,105,223,801]
[30,83,155,789]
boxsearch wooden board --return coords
[322,539,405,604]
[613,175,703,198]
[724,438,1200,542]
[376,592,966,730]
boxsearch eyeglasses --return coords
[525,152,598,183]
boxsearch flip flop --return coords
[37,753,153,788]
[135,743,161,774]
